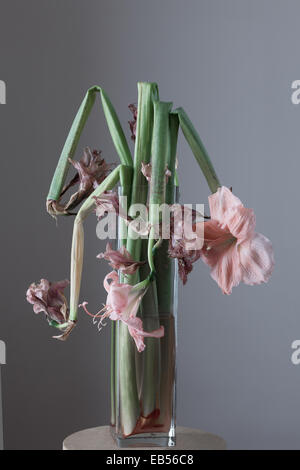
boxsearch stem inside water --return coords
[119,83,158,436]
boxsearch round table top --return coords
[63,425,226,450]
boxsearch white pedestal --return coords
[63,425,226,450]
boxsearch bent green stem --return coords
[47,86,132,209]
[69,165,122,322]
[173,107,220,193]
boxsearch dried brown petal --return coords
[128,104,137,141]
[47,147,113,217]
[53,321,76,341]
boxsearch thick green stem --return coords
[98,87,133,167]
[139,265,160,416]
[155,113,179,314]
[173,107,221,193]
[139,101,173,418]
[117,167,140,436]
[118,83,158,436]
[47,88,97,201]
[148,101,173,222]
[127,82,159,262]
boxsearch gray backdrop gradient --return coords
[0,0,298,449]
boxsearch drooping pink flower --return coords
[80,271,164,352]
[199,186,274,294]
[26,279,69,324]
[128,104,137,141]
[97,243,146,275]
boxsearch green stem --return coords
[155,113,179,314]
[127,82,159,262]
[173,107,221,193]
[149,101,173,220]
[47,88,97,201]
[116,167,139,437]
[98,87,133,167]
[139,100,173,418]
[118,82,158,436]
[47,86,132,205]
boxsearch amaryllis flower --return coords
[47,148,112,216]
[128,104,137,141]
[65,148,112,210]
[199,186,274,294]
[93,191,120,219]
[141,162,171,183]
[80,271,164,352]
[26,279,76,340]
[26,279,69,324]
[97,243,146,275]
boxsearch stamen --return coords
[79,301,106,318]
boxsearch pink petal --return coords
[201,220,233,252]
[201,234,242,295]
[125,317,164,352]
[26,278,69,324]
[225,206,256,241]
[97,243,145,275]
[120,288,146,321]
[239,232,274,286]
[108,283,132,312]
[103,271,119,293]
[209,186,243,223]
[210,243,242,295]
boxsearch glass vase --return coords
[110,186,178,448]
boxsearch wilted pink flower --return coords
[97,243,145,275]
[26,279,69,324]
[47,148,112,216]
[80,271,164,352]
[93,191,120,219]
[141,162,171,183]
[199,186,274,294]
[65,148,112,210]
[128,104,137,141]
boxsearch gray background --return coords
[0,0,298,450]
